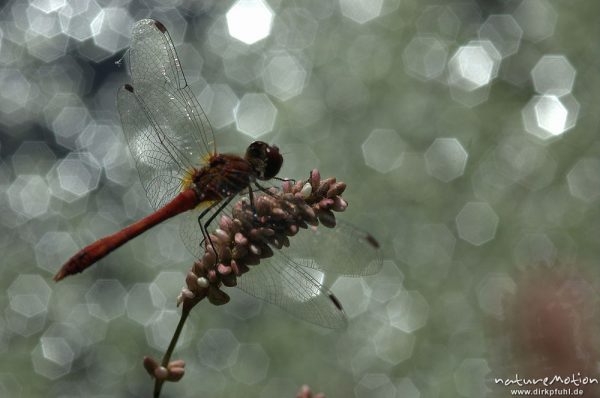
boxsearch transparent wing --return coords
[236,250,348,329]
[179,207,206,259]
[284,220,383,277]
[117,85,186,209]
[130,19,214,159]
[178,190,376,328]
[118,19,215,209]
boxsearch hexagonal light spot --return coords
[478,14,523,58]
[199,84,239,129]
[77,122,121,163]
[40,337,75,367]
[402,35,448,81]
[149,271,185,309]
[197,329,240,370]
[531,55,576,96]
[31,342,71,380]
[8,274,52,318]
[523,94,579,140]
[361,129,405,173]
[453,358,491,397]
[56,152,102,198]
[11,141,56,175]
[346,341,377,377]
[477,273,516,320]
[567,158,600,203]
[226,0,274,45]
[6,175,50,219]
[58,0,103,42]
[126,283,162,326]
[234,93,277,138]
[51,105,92,150]
[339,0,384,24]
[355,373,397,398]
[0,69,32,116]
[30,0,66,14]
[455,202,499,246]
[386,290,430,332]
[36,322,84,378]
[362,260,404,303]
[26,4,63,38]
[85,279,127,321]
[424,138,468,182]
[373,325,415,365]
[230,343,270,385]
[5,304,47,337]
[262,52,307,101]
[331,277,370,318]
[448,40,501,91]
[514,0,557,43]
[90,7,133,54]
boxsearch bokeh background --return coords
[1,0,599,397]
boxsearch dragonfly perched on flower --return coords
[54,19,381,328]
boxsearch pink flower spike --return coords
[154,366,168,380]
[168,359,185,369]
[167,367,185,382]
[310,169,320,190]
[143,356,159,377]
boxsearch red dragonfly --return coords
[54,19,283,282]
[55,19,382,328]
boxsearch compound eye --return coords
[247,141,264,158]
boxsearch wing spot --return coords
[366,234,380,249]
[328,293,343,311]
[154,20,167,33]
[124,84,134,93]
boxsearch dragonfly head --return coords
[245,141,283,181]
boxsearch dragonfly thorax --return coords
[191,154,254,202]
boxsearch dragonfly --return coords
[54,19,382,328]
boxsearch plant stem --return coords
[153,306,191,398]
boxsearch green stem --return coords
[153,306,191,398]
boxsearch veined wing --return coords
[179,206,207,259]
[118,19,215,209]
[236,249,348,329]
[130,19,214,160]
[284,220,383,277]
[117,84,186,210]
[178,190,376,328]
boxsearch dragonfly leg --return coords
[274,176,296,184]
[199,195,236,265]
[254,181,278,198]
[254,181,279,202]
[247,185,259,222]
[197,201,221,261]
